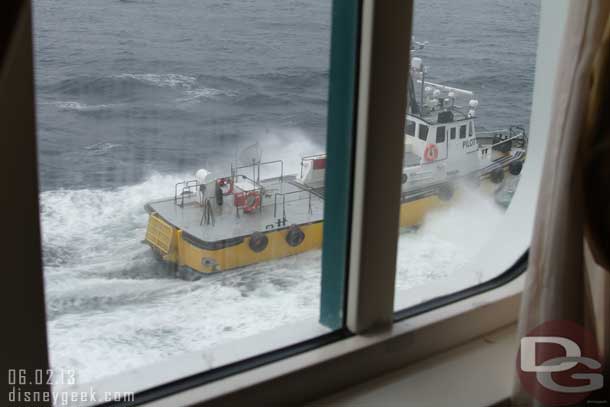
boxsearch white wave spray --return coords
[42,169,504,385]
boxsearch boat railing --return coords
[231,173,264,193]
[412,78,475,119]
[174,179,204,207]
[233,159,285,185]
[273,189,314,220]
[477,126,527,153]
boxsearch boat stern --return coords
[144,211,179,264]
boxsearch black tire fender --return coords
[249,231,269,253]
[285,224,305,247]
[176,266,203,281]
[490,167,504,184]
[508,160,523,176]
[438,183,454,202]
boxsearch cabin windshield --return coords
[406,120,416,137]
[419,124,429,141]
[436,126,445,143]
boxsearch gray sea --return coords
[33,0,539,384]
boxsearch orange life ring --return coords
[243,191,261,213]
[423,144,439,162]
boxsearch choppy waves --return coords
[115,73,198,89]
[41,172,504,384]
[54,101,119,112]
[40,70,328,123]
[43,73,236,110]
[41,172,323,382]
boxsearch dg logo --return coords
[516,320,604,406]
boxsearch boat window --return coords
[419,124,429,141]
[406,120,416,136]
[32,0,353,395]
[459,124,467,139]
[395,0,539,314]
[436,126,446,143]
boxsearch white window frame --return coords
[4,0,567,405]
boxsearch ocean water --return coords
[33,0,540,385]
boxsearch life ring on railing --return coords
[217,177,234,195]
[423,144,439,162]
[243,191,261,214]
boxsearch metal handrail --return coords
[476,129,511,137]
[477,126,527,147]
[233,159,285,184]
[300,154,326,179]
[174,179,201,206]
[273,189,314,218]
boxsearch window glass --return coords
[33,0,346,392]
[419,124,429,141]
[406,120,416,136]
[436,126,445,143]
[396,0,539,311]
[459,124,467,139]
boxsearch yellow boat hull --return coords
[145,194,445,275]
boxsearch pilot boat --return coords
[144,55,527,279]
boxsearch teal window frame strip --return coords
[319,0,361,329]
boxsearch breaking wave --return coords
[41,169,504,384]
[83,142,123,154]
[395,185,504,292]
[44,73,235,103]
[53,101,118,112]
[114,73,198,90]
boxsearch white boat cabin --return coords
[402,114,481,190]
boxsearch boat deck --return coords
[147,175,324,242]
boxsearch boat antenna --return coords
[409,38,429,115]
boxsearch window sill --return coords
[140,272,524,406]
[312,323,517,407]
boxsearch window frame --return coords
[319,0,362,329]
[6,0,568,405]
[345,0,412,332]
[3,0,52,401]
